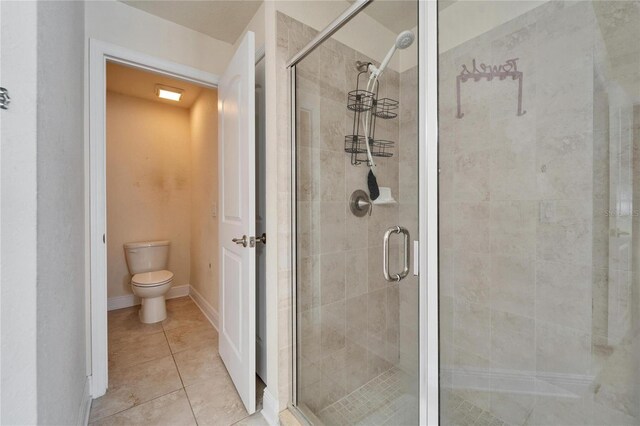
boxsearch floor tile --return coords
[108,306,164,344]
[109,331,171,370]
[94,296,256,426]
[162,302,209,331]
[166,296,196,309]
[174,345,229,387]
[185,375,248,426]
[165,323,218,354]
[90,389,196,426]
[233,412,269,426]
[89,355,183,422]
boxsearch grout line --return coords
[162,321,200,426]
[89,388,187,424]
[99,297,228,426]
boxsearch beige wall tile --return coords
[536,260,592,332]
[319,252,346,306]
[490,201,536,258]
[452,202,490,253]
[490,310,535,371]
[536,322,591,375]
[454,251,491,306]
[490,254,534,317]
[453,301,491,361]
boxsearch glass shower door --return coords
[284,1,420,423]
[438,1,640,424]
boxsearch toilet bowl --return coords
[124,240,173,324]
[131,270,173,323]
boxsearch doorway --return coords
[88,35,267,422]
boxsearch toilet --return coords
[124,240,174,324]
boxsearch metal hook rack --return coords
[345,62,398,166]
[456,58,526,119]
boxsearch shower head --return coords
[372,30,415,79]
[395,30,415,49]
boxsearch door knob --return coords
[251,233,266,246]
[232,235,249,247]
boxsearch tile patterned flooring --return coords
[317,367,419,426]
[89,297,267,426]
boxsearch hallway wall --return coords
[106,91,192,298]
[35,1,87,424]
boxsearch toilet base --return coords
[138,295,167,324]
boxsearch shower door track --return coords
[287,1,439,425]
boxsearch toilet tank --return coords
[124,240,170,274]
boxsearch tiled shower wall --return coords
[438,1,640,425]
[277,12,415,414]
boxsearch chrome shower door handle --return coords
[383,226,410,282]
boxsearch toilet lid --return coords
[132,270,174,286]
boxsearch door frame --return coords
[87,39,219,397]
[422,1,440,425]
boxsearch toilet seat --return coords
[131,270,174,287]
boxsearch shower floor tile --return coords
[317,367,419,426]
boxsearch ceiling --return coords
[120,0,262,44]
[106,62,209,109]
[120,0,428,45]
[352,0,418,34]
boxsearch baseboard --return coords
[77,376,92,426]
[189,285,219,331]
[261,387,280,426]
[107,284,190,311]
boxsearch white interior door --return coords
[218,31,256,414]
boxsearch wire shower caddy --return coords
[345,63,399,166]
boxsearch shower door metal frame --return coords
[287,0,439,424]
[422,1,440,424]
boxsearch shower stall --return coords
[285,0,640,424]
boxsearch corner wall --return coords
[190,90,220,311]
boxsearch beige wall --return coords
[190,90,219,309]
[106,91,192,298]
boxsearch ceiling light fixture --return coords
[155,84,183,101]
